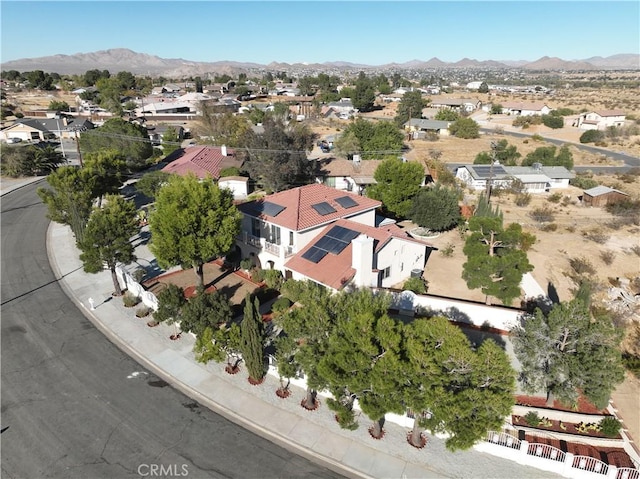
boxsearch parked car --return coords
[7,137,22,144]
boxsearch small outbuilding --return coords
[582,186,629,207]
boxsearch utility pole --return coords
[74,129,84,167]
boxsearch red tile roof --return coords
[162,146,242,179]
[238,183,381,231]
[284,218,424,290]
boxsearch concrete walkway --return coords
[44,225,561,478]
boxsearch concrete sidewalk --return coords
[45,219,561,479]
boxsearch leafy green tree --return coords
[277,281,334,409]
[194,323,242,368]
[180,290,233,338]
[83,149,127,207]
[196,109,251,148]
[522,145,573,169]
[80,118,152,170]
[435,109,460,122]
[367,158,424,219]
[512,298,625,409]
[318,290,404,435]
[48,100,70,111]
[149,174,242,288]
[340,118,403,160]
[473,140,521,166]
[351,72,376,112]
[402,316,515,450]
[449,117,480,139]
[161,127,180,157]
[84,69,110,86]
[153,284,186,325]
[242,116,316,192]
[333,130,361,160]
[32,144,65,174]
[37,166,96,243]
[78,195,138,295]
[25,70,54,90]
[490,104,503,115]
[395,91,426,127]
[274,335,299,396]
[409,184,461,232]
[135,170,170,201]
[462,215,534,305]
[240,293,266,382]
[478,82,489,93]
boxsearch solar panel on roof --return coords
[301,247,328,264]
[335,195,358,209]
[311,202,337,216]
[259,201,285,217]
[326,225,359,242]
[472,165,507,179]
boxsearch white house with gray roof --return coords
[456,164,574,193]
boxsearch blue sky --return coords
[1,1,638,65]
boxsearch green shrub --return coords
[569,256,596,276]
[123,292,141,307]
[622,353,640,378]
[598,417,622,437]
[240,257,253,271]
[440,242,455,257]
[135,306,151,318]
[263,269,284,290]
[541,223,558,232]
[542,115,564,129]
[250,268,266,283]
[600,250,615,265]
[529,207,555,223]
[579,130,605,144]
[547,193,562,203]
[403,276,427,294]
[524,411,541,427]
[271,297,292,313]
[570,175,599,190]
[515,193,532,206]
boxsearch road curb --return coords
[45,221,369,479]
[1,177,46,197]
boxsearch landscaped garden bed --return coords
[512,415,622,439]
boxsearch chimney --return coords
[221,145,227,157]
[351,234,374,288]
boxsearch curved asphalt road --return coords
[1,182,342,479]
[479,127,640,168]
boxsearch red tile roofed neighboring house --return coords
[238,183,381,232]
[161,145,243,179]
[284,218,429,291]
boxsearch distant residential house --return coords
[315,156,430,194]
[404,119,451,137]
[501,102,552,116]
[455,164,574,193]
[582,186,628,207]
[146,124,185,145]
[429,97,482,113]
[0,117,94,142]
[161,146,245,198]
[235,183,429,290]
[577,110,626,130]
[137,102,194,115]
[321,99,357,120]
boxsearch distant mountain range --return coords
[1,49,638,76]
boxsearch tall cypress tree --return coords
[240,293,265,382]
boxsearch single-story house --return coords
[455,164,574,193]
[501,102,552,116]
[577,110,626,131]
[429,97,482,113]
[315,156,430,194]
[235,183,429,290]
[582,186,629,207]
[147,124,185,145]
[404,119,451,137]
[0,117,94,142]
[137,102,194,116]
